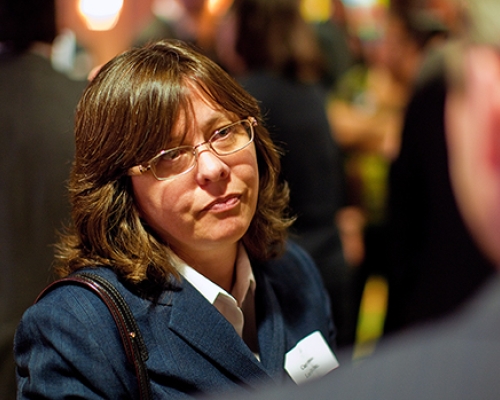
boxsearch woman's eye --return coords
[214,125,234,140]
[161,149,183,162]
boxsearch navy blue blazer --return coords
[15,241,336,399]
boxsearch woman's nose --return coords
[194,145,230,184]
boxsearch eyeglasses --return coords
[130,117,257,181]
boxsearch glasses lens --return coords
[150,147,194,180]
[211,120,254,155]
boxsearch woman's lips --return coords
[204,194,241,212]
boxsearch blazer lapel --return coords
[167,279,273,387]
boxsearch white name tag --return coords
[284,331,339,384]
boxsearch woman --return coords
[14,40,337,399]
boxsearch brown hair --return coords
[55,39,293,288]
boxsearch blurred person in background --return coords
[312,0,357,92]
[329,1,456,342]
[0,0,86,398]
[216,0,358,349]
[382,0,496,336]
[160,0,230,58]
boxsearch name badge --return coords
[284,331,339,384]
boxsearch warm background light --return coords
[301,0,331,22]
[78,0,124,31]
[206,0,233,16]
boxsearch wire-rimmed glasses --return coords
[130,117,257,181]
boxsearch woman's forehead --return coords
[171,86,236,136]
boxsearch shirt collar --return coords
[174,243,256,307]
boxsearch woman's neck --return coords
[175,244,238,292]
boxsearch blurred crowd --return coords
[2,0,495,398]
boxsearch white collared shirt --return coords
[174,244,256,341]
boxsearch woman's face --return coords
[131,87,259,262]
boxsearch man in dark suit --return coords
[0,1,86,397]
[210,0,500,398]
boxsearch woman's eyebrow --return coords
[205,114,233,129]
[168,111,236,147]
[199,114,235,137]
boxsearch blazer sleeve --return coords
[14,284,138,399]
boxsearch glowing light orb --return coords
[78,0,124,31]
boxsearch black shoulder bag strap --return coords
[35,272,152,400]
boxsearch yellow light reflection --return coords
[301,0,330,23]
[78,0,124,31]
[207,0,233,16]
